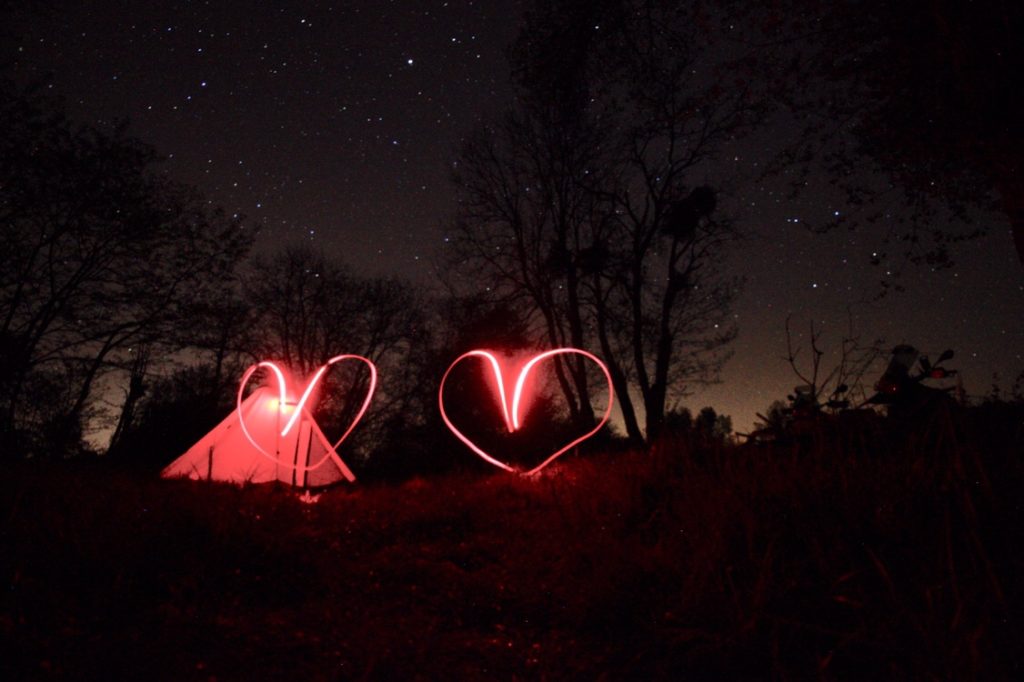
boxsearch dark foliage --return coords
[745,0,1024,272]
[243,246,429,463]
[107,363,242,473]
[2,403,1021,679]
[0,80,253,458]
[447,0,748,445]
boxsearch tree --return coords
[695,406,733,444]
[243,247,428,460]
[753,399,790,434]
[447,0,753,443]
[782,314,885,414]
[107,359,243,471]
[746,1,1024,272]
[663,405,732,446]
[105,288,260,460]
[0,80,253,457]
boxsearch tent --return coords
[162,386,356,487]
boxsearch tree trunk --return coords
[60,335,121,454]
[564,263,596,428]
[108,347,149,454]
[538,302,581,422]
[593,288,644,445]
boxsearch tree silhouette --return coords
[107,360,243,471]
[0,81,253,457]
[748,0,1024,271]
[243,246,427,460]
[447,0,751,443]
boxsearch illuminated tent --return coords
[161,386,356,487]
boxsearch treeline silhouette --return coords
[0,78,251,460]
[2,74,1017,480]
[0,86,573,474]
[2,397,1021,678]
[6,0,1023,475]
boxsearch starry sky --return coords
[6,0,1022,433]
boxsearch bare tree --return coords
[732,0,1024,273]
[244,247,428,458]
[106,344,150,454]
[450,106,610,432]
[447,0,757,442]
[0,81,253,456]
[783,313,886,414]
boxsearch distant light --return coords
[407,58,414,65]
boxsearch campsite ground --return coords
[2,403,1022,680]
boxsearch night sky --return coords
[6,0,1022,433]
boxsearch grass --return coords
[1,403,1022,680]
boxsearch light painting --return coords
[237,355,377,470]
[439,348,615,475]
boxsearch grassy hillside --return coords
[2,404,1022,680]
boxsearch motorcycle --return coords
[744,344,960,446]
[867,345,960,421]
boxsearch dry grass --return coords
[1,403,1022,680]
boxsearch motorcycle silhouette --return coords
[867,344,960,421]
[745,344,960,445]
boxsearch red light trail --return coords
[236,355,377,470]
[439,348,614,475]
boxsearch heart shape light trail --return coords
[237,355,377,470]
[439,348,615,475]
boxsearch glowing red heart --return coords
[237,355,377,470]
[438,348,615,475]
